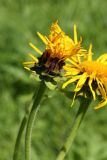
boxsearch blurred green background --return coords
[0,0,107,160]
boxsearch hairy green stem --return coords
[25,80,46,160]
[56,98,91,160]
[13,86,40,160]
[13,113,28,160]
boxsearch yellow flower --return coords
[43,21,83,59]
[23,22,84,77]
[63,45,107,109]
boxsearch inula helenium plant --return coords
[13,21,107,160]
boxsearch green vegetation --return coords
[0,0,107,159]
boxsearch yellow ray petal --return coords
[28,53,39,62]
[74,24,78,44]
[95,98,107,109]
[87,44,93,61]
[24,67,31,71]
[23,61,36,65]
[88,78,96,100]
[45,36,50,43]
[66,58,79,67]
[64,68,80,76]
[62,75,81,89]
[102,78,107,92]
[74,72,87,92]
[29,43,42,55]
[64,64,78,70]
[76,55,81,63]
[37,32,48,45]
[97,53,107,62]
[71,55,81,64]
[96,78,106,99]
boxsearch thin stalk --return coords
[13,86,40,160]
[56,98,91,160]
[13,112,28,160]
[25,80,46,160]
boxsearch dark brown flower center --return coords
[30,51,65,78]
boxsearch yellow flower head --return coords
[63,45,107,109]
[44,21,83,59]
[23,22,84,78]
